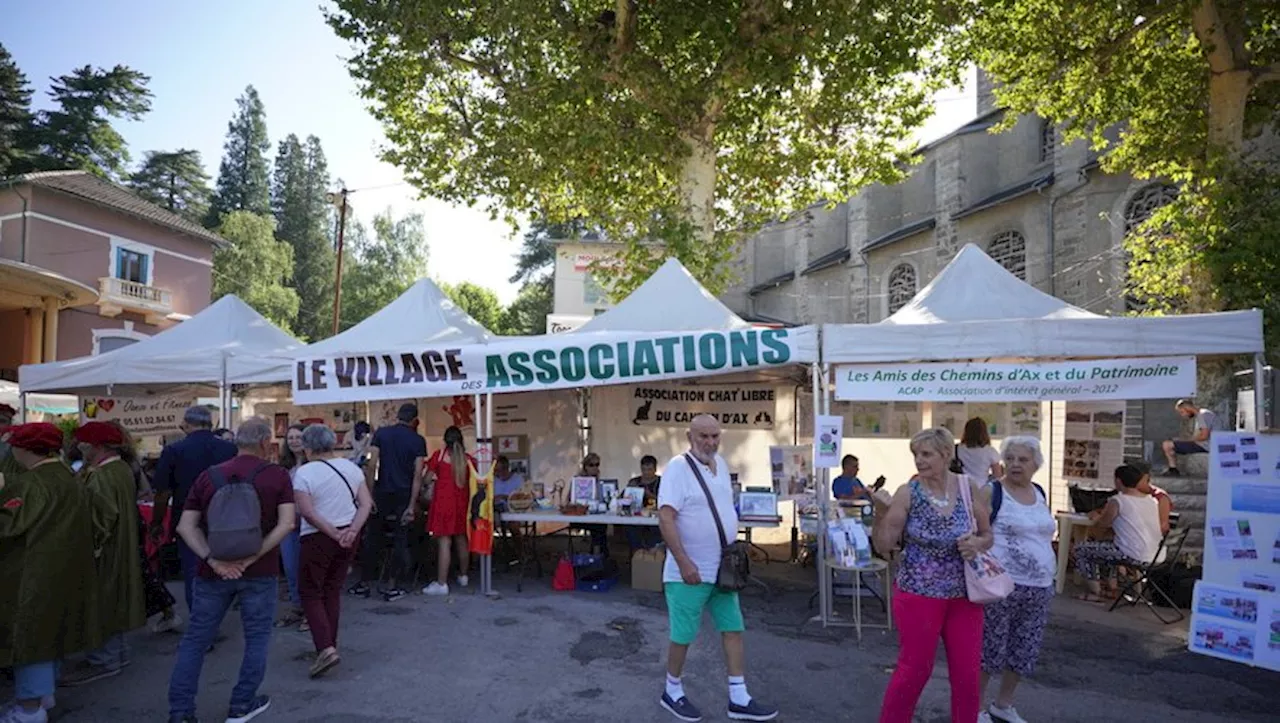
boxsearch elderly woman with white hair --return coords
[292,424,373,678]
[976,436,1056,723]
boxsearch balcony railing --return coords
[97,276,173,324]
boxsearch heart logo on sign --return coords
[98,399,115,412]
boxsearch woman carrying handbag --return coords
[873,428,998,723]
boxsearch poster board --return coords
[770,445,812,499]
[1191,430,1280,671]
[1061,401,1125,484]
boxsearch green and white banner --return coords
[834,356,1196,402]
[293,327,816,404]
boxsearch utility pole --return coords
[327,188,350,336]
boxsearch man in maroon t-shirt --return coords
[167,417,295,723]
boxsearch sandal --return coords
[309,649,340,678]
[1074,592,1108,604]
[298,620,311,633]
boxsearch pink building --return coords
[0,171,223,380]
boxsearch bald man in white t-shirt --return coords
[656,415,777,723]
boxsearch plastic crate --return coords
[576,575,619,593]
[571,553,603,568]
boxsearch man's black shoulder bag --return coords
[684,453,750,592]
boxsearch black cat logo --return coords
[753,411,773,426]
[633,399,652,425]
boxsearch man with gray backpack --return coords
[167,418,296,723]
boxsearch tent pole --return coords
[1254,353,1267,431]
[19,391,27,423]
[811,362,831,626]
[484,391,496,597]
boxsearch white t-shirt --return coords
[1113,493,1165,564]
[958,445,1001,480]
[658,452,738,584]
[292,458,363,536]
[989,484,1057,588]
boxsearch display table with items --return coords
[816,505,891,637]
[499,510,780,593]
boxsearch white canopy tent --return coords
[304,277,494,357]
[813,243,1267,628]
[574,258,754,333]
[824,243,1264,363]
[0,380,77,416]
[19,295,303,407]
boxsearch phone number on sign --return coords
[124,416,178,427]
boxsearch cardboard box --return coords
[631,546,665,592]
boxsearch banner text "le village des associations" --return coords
[293,329,797,404]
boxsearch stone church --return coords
[721,71,1175,328]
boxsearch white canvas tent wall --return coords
[824,243,1264,363]
[19,294,303,398]
[303,277,494,357]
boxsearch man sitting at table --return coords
[492,455,525,511]
[626,455,662,550]
[832,455,869,501]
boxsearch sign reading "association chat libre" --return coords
[834,356,1196,402]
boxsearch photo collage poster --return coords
[1192,431,1280,672]
[1061,401,1125,483]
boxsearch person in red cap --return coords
[0,423,98,723]
[59,422,146,688]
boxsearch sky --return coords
[2,0,975,305]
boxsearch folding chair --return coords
[1109,526,1190,624]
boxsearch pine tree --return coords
[271,133,335,341]
[207,86,270,226]
[128,149,211,223]
[28,65,151,180]
[0,43,33,176]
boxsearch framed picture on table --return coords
[571,476,598,503]
[273,413,289,438]
[739,492,780,521]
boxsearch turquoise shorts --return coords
[664,582,745,645]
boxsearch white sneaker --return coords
[456,575,469,588]
[977,713,994,723]
[988,704,1028,723]
[150,612,183,633]
[422,582,450,596]
[0,703,48,723]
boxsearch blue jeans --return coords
[177,538,199,612]
[281,528,302,607]
[168,576,276,719]
[14,661,59,701]
[85,632,129,669]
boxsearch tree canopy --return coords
[443,281,507,335]
[0,44,33,176]
[339,208,430,331]
[212,211,300,331]
[971,0,1280,355]
[208,85,272,224]
[128,149,212,223]
[328,0,963,297]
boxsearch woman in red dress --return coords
[423,426,476,596]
